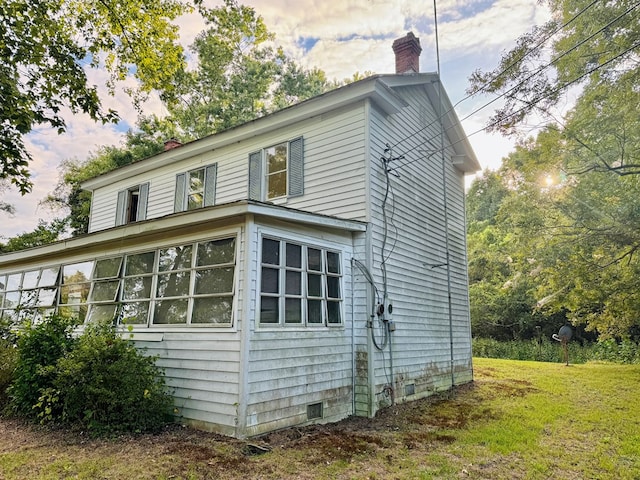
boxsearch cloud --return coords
[1,0,550,238]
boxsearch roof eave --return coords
[81,77,408,191]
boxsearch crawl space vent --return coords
[405,383,416,396]
[307,402,323,420]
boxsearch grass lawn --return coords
[1,358,638,479]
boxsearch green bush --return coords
[472,337,640,364]
[53,322,173,434]
[0,338,18,408]
[8,315,76,417]
[8,316,173,434]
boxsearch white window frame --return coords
[258,235,344,328]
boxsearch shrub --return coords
[0,338,18,408]
[8,315,76,417]
[53,322,173,434]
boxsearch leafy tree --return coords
[0,218,68,253]
[0,0,189,194]
[44,126,164,236]
[161,0,337,140]
[467,0,640,340]
[42,0,340,236]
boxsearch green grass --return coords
[1,358,639,479]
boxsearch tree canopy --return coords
[0,0,189,194]
[467,0,640,340]
[42,0,341,236]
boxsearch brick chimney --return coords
[392,32,422,74]
[163,138,182,151]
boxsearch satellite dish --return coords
[552,325,573,343]
[552,324,573,365]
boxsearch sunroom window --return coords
[259,237,342,327]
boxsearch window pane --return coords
[5,291,20,308]
[262,238,280,265]
[58,304,87,323]
[308,274,322,297]
[159,245,192,272]
[267,171,286,199]
[192,296,232,324]
[0,275,6,291]
[266,144,287,173]
[285,271,301,295]
[327,301,341,324]
[261,268,279,294]
[94,258,122,279]
[121,302,149,325]
[286,243,301,268]
[285,298,302,324]
[125,252,155,275]
[154,299,188,324]
[188,193,203,210]
[197,238,235,266]
[260,296,279,324]
[63,262,94,284]
[39,267,60,287]
[327,277,340,299]
[20,290,37,308]
[87,304,119,324]
[327,252,340,274]
[307,300,322,324]
[157,271,190,297]
[1,309,18,323]
[37,288,57,307]
[195,267,234,295]
[22,270,39,289]
[7,273,21,290]
[60,283,90,305]
[91,280,120,302]
[123,277,152,300]
[308,248,322,271]
[189,168,205,191]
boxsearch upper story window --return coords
[174,164,217,212]
[248,136,304,202]
[259,236,342,327]
[116,183,149,226]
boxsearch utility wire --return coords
[391,35,640,172]
[388,0,601,151]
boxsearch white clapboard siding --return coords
[364,84,473,409]
[241,222,356,436]
[87,106,368,233]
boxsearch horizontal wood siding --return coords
[366,85,473,411]
[87,107,368,233]
[243,222,355,437]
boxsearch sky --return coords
[2,0,551,239]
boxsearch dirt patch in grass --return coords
[3,362,636,480]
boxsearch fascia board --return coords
[0,201,366,268]
[81,78,407,191]
[424,79,481,173]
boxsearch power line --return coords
[392,36,640,172]
[388,0,601,151]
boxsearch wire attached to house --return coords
[387,0,606,153]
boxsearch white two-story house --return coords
[0,33,480,438]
